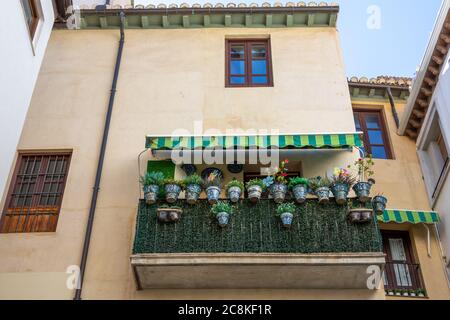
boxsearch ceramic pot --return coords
[270,183,288,204]
[292,185,308,204]
[144,184,159,205]
[331,183,349,205]
[315,187,330,204]
[185,184,202,205]
[247,185,263,203]
[157,207,182,223]
[227,186,242,203]
[372,196,388,215]
[353,182,373,203]
[206,186,221,204]
[216,212,230,227]
[164,184,182,203]
[280,212,294,228]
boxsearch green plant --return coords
[308,176,331,191]
[245,178,265,190]
[211,201,233,215]
[163,178,185,188]
[288,177,309,190]
[329,168,357,186]
[276,203,296,216]
[348,154,375,182]
[416,289,426,296]
[140,171,165,186]
[203,172,222,188]
[158,204,182,210]
[183,173,203,186]
[226,179,244,192]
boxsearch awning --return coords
[146,133,363,150]
[378,210,440,225]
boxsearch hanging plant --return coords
[211,201,233,228]
[140,171,165,204]
[329,168,357,205]
[269,160,290,204]
[349,155,376,202]
[276,203,296,228]
[183,174,203,205]
[163,179,185,204]
[245,179,266,203]
[288,177,309,204]
[309,176,331,205]
[203,172,223,204]
[225,179,244,203]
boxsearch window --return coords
[0,153,71,233]
[20,0,42,40]
[226,39,273,87]
[353,110,393,159]
[381,231,425,293]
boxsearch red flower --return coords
[281,173,288,177]
[285,159,289,164]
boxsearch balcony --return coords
[131,199,385,290]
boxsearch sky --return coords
[77,0,443,78]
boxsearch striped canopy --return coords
[378,210,440,225]
[146,133,363,150]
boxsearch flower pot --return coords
[157,207,182,223]
[395,293,401,296]
[143,184,159,205]
[185,184,202,205]
[348,209,361,224]
[402,293,409,297]
[387,291,394,296]
[410,293,416,297]
[247,185,263,203]
[206,186,221,204]
[359,209,374,223]
[331,183,349,205]
[280,212,294,228]
[418,293,425,297]
[271,183,288,204]
[227,186,242,203]
[315,187,330,204]
[353,182,373,203]
[164,184,182,203]
[216,212,230,228]
[292,185,308,204]
[372,196,388,215]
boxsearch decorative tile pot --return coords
[280,212,294,228]
[315,187,330,204]
[157,207,182,223]
[348,208,374,224]
[206,186,221,204]
[270,183,288,204]
[372,196,388,215]
[359,209,374,223]
[247,185,263,203]
[144,184,159,205]
[348,209,361,224]
[185,184,202,205]
[353,182,372,203]
[292,185,308,204]
[164,184,182,204]
[330,183,349,205]
[216,212,230,228]
[227,186,242,203]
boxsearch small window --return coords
[226,39,273,87]
[353,110,393,159]
[20,0,42,40]
[0,152,71,233]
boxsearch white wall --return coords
[0,1,54,201]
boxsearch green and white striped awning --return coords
[378,210,440,225]
[145,133,363,150]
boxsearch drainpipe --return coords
[386,87,400,129]
[74,11,125,300]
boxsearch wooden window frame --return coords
[0,151,72,233]
[20,0,41,40]
[353,109,393,160]
[225,39,274,88]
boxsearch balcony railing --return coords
[383,262,425,292]
[133,199,382,254]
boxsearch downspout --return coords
[386,87,400,129]
[74,11,125,300]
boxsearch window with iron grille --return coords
[0,152,71,233]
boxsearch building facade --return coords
[0,2,449,300]
[400,0,450,284]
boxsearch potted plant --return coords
[349,155,375,202]
[183,174,203,205]
[288,177,309,204]
[372,193,388,215]
[157,205,183,223]
[276,203,296,228]
[226,179,244,203]
[269,160,290,204]
[203,172,222,204]
[329,168,356,205]
[211,201,233,228]
[401,289,409,297]
[394,289,401,296]
[246,179,265,203]
[163,179,184,204]
[347,201,374,224]
[409,290,416,297]
[387,290,394,296]
[309,176,331,204]
[140,171,165,205]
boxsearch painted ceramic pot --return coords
[315,187,330,204]
[270,183,288,204]
[280,212,294,228]
[353,182,373,203]
[331,183,350,205]
[348,208,373,224]
[143,184,159,205]
[164,184,182,204]
[206,186,221,204]
[157,207,182,223]
[247,185,263,203]
[185,184,202,205]
[372,196,388,215]
[227,186,242,203]
[292,184,308,204]
[216,212,230,227]
[359,209,373,223]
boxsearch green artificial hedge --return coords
[133,199,382,254]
